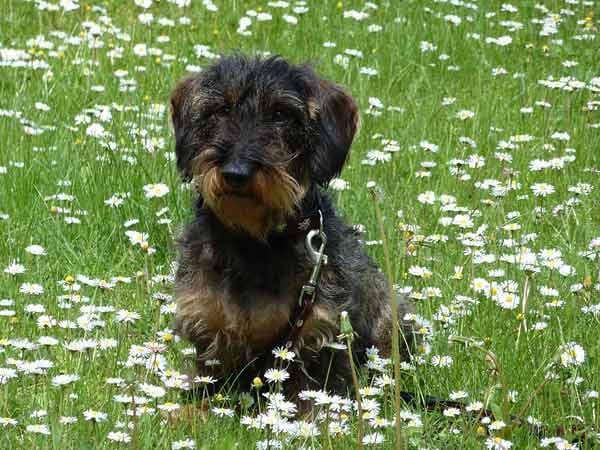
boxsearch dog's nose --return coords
[222,162,253,188]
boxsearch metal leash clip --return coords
[298,210,328,306]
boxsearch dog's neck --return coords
[274,186,324,238]
[189,185,345,299]
[196,185,327,243]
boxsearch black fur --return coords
[170,54,415,396]
[170,54,357,186]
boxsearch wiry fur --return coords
[170,54,416,394]
[196,163,304,240]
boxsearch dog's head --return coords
[170,54,359,239]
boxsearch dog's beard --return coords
[196,164,305,240]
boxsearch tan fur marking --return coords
[307,98,320,120]
[191,92,209,108]
[254,168,305,212]
[213,196,273,240]
[194,159,304,240]
[297,305,338,351]
[176,282,294,363]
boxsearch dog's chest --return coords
[175,270,298,352]
[174,231,339,362]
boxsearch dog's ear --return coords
[311,80,359,185]
[170,75,197,182]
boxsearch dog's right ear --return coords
[310,79,360,185]
[170,76,197,182]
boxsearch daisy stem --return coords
[467,370,498,441]
[345,338,364,450]
[449,336,510,434]
[130,385,139,450]
[370,190,405,450]
[516,273,531,347]
[255,388,262,417]
[510,378,550,430]
[323,351,334,392]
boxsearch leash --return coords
[278,210,328,350]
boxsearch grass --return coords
[1,0,600,448]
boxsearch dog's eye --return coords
[204,105,230,119]
[271,109,287,121]
[217,105,230,115]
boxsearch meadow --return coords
[1,0,600,448]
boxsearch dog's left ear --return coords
[170,75,197,182]
[310,80,359,185]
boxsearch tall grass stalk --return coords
[341,322,364,450]
[370,188,404,450]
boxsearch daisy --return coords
[125,230,149,246]
[452,214,474,228]
[106,377,126,386]
[408,266,432,278]
[83,409,108,422]
[35,102,50,111]
[417,191,436,204]
[25,244,46,255]
[419,140,439,152]
[292,420,320,437]
[496,291,520,310]
[107,431,131,443]
[52,374,80,387]
[172,439,196,450]
[4,261,25,275]
[211,407,234,417]
[86,123,106,138]
[359,386,381,397]
[486,436,513,449]
[431,355,453,367]
[329,178,349,191]
[531,183,555,197]
[456,109,475,120]
[551,131,570,141]
[256,440,282,450]
[271,347,295,361]
[19,282,44,295]
[0,417,18,426]
[157,402,180,413]
[30,410,47,418]
[143,183,170,198]
[362,432,385,444]
[365,150,391,163]
[466,401,483,412]
[115,310,141,324]
[559,342,585,367]
[139,383,166,398]
[443,407,461,417]
[328,421,349,435]
[0,367,17,384]
[104,195,124,207]
[264,368,290,383]
[26,424,51,435]
[489,420,507,431]
[449,391,468,400]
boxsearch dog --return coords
[170,54,415,395]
